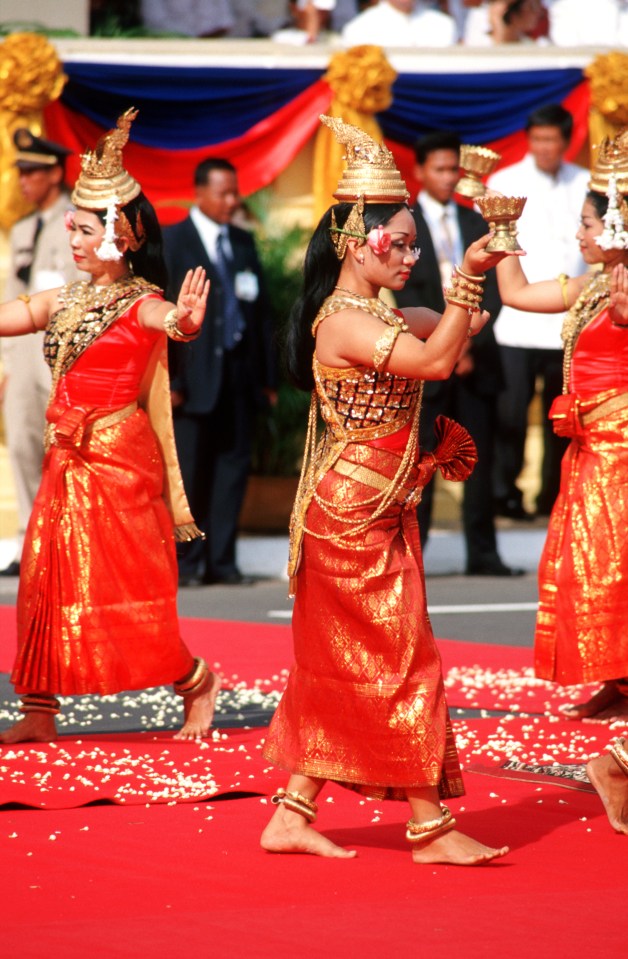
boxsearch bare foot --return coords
[586,753,628,834]
[261,807,356,859]
[174,670,221,741]
[411,829,509,866]
[0,712,58,745]
[561,682,627,721]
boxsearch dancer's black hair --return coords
[285,201,408,391]
[93,191,168,291]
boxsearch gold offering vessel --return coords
[456,145,501,198]
[476,194,527,252]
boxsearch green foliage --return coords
[247,193,311,476]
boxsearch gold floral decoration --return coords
[324,45,396,116]
[0,33,67,232]
[586,52,628,127]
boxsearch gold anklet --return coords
[20,694,61,716]
[609,738,628,776]
[271,788,319,823]
[406,805,456,844]
[173,657,210,697]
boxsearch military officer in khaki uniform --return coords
[0,130,83,576]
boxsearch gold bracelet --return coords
[455,265,486,283]
[557,273,570,310]
[163,307,200,342]
[17,293,38,332]
[444,293,481,315]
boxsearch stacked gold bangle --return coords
[20,694,61,716]
[271,787,319,823]
[405,804,456,844]
[163,307,200,342]
[173,657,210,697]
[444,265,486,315]
[609,737,628,775]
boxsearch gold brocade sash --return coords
[138,336,202,541]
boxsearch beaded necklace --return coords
[560,271,610,392]
[45,275,161,395]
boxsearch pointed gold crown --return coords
[589,128,628,195]
[72,107,142,210]
[321,115,409,204]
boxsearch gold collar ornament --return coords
[320,115,409,261]
[71,107,145,261]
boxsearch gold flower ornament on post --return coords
[313,45,397,224]
[0,33,67,232]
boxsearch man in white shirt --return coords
[396,132,522,576]
[548,0,628,46]
[341,0,458,46]
[487,104,589,518]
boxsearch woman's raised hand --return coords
[461,232,525,277]
[175,267,211,333]
[610,263,628,326]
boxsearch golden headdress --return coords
[589,128,628,250]
[320,115,409,260]
[71,107,145,260]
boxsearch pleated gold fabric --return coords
[535,388,628,685]
[263,365,464,801]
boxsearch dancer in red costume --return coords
[0,109,220,744]
[495,129,628,720]
[261,116,513,865]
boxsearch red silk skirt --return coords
[12,405,193,696]
[263,439,463,801]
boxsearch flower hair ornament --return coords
[595,174,628,251]
[71,107,146,260]
[589,128,628,251]
[321,114,409,262]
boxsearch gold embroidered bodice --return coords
[287,293,423,591]
[316,360,422,441]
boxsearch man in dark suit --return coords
[396,131,522,576]
[163,158,277,585]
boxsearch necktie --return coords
[437,209,455,289]
[215,230,244,349]
[16,215,44,287]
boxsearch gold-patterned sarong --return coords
[535,388,628,684]
[263,437,463,800]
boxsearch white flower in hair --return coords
[596,174,628,251]
[96,195,123,261]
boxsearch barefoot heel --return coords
[271,788,319,823]
[406,805,456,844]
[609,737,628,775]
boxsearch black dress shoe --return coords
[178,574,202,588]
[202,571,255,586]
[493,497,535,522]
[466,558,525,577]
[0,560,20,577]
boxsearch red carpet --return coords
[1,607,627,956]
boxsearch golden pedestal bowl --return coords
[476,195,527,252]
[456,145,501,199]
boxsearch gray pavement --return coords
[0,525,545,648]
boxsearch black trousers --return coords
[493,345,569,513]
[174,350,254,579]
[418,374,499,567]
